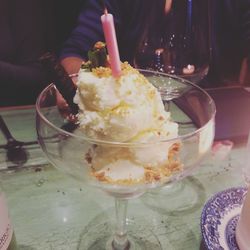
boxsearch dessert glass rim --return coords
[36,69,216,147]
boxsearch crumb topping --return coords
[90,142,182,185]
[92,66,112,78]
[94,41,106,50]
[92,62,148,86]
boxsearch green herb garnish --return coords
[81,42,108,70]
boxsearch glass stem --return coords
[165,100,171,112]
[112,198,129,250]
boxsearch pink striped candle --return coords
[101,11,121,77]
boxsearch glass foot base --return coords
[77,219,162,250]
[142,176,206,215]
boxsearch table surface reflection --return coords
[0,106,246,250]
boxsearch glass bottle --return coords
[0,191,17,250]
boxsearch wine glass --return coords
[242,132,250,185]
[134,0,212,202]
[134,0,211,89]
[35,70,215,249]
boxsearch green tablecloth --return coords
[0,106,247,250]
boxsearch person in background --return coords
[60,0,250,87]
[205,0,250,87]
[52,0,83,55]
[60,0,147,75]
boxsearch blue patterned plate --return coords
[201,187,247,250]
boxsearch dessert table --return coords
[0,105,247,250]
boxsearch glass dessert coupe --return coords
[36,70,215,250]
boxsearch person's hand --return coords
[56,91,77,122]
[60,56,83,75]
[68,73,78,85]
[56,61,80,121]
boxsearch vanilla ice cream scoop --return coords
[74,63,181,185]
[74,63,177,142]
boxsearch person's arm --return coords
[239,0,250,57]
[238,0,250,84]
[0,60,47,88]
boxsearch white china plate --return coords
[201,187,247,250]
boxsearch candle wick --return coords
[101,0,107,14]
